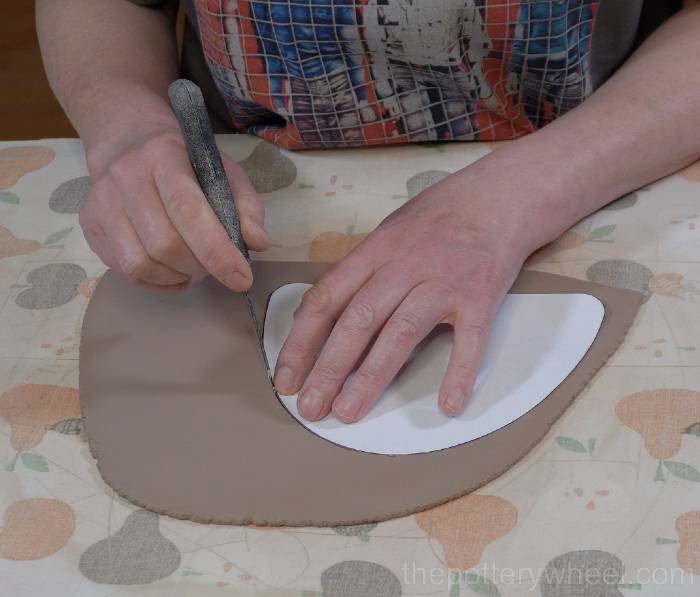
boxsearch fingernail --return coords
[225,270,250,291]
[334,392,363,421]
[445,388,465,416]
[299,388,324,420]
[274,366,295,394]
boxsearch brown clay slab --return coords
[79,262,641,526]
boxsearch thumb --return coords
[221,153,269,252]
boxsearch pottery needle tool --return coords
[167,78,274,388]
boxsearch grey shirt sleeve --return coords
[127,0,175,6]
[591,0,682,89]
[590,0,644,89]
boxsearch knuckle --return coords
[354,367,381,389]
[167,189,201,221]
[460,319,490,341]
[425,278,457,297]
[340,300,375,333]
[313,363,344,385]
[386,312,421,340]
[144,133,182,159]
[279,339,311,365]
[452,361,478,382]
[146,233,181,261]
[119,255,151,280]
[298,281,334,316]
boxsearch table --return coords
[1,136,699,596]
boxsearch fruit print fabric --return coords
[0,146,55,189]
[79,510,181,585]
[0,499,75,561]
[1,136,700,595]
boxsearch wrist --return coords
[80,86,181,179]
[461,141,601,255]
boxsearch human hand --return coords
[81,124,268,292]
[273,167,552,422]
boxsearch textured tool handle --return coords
[168,79,249,260]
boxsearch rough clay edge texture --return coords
[79,264,642,526]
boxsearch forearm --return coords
[470,5,700,252]
[36,0,180,172]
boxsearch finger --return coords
[222,155,269,252]
[104,212,192,287]
[273,256,375,396]
[437,300,499,417]
[296,267,417,421]
[124,176,207,277]
[153,145,253,292]
[332,280,452,423]
[80,209,111,263]
[81,199,192,293]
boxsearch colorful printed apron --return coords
[196,0,599,148]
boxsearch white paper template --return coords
[264,284,604,455]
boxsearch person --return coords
[37,0,700,424]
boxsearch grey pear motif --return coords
[406,170,450,199]
[79,509,181,585]
[239,142,297,193]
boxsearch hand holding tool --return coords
[168,78,274,386]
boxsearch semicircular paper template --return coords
[79,263,641,526]
[266,285,605,455]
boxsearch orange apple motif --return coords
[308,230,368,262]
[79,276,102,299]
[615,389,700,460]
[676,511,700,574]
[0,146,55,190]
[551,230,588,250]
[416,494,517,570]
[0,226,40,259]
[0,384,80,451]
[526,230,587,266]
[649,273,684,297]
[0,498,75,560]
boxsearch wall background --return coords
[0,1,77,139]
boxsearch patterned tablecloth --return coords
[1,136,700,597]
